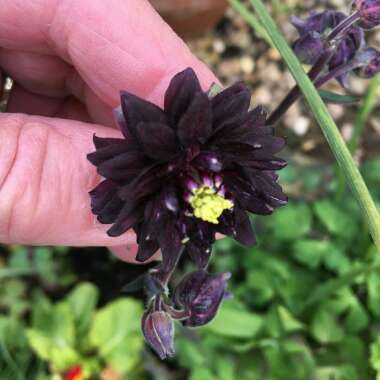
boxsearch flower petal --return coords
[89,180,124,224]
[96,194,124,224]
[136,239,159,262]
[192,152,223,172]
[87,140,135,166]
[120,91,167,139]
[211,82,251,129]
[97,151,147,182]
[89,180,116,214]
[107,203,143,237]
[177,92,212,146]
[233,209,256,246]
[93,135,126,149]
[157,220,183,275]
[164,67,202,126]
[136,122,178,160]
[117,164,165,201]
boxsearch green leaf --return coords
[266,305,304,338]
[190,368,218,380]
[314,200,356,238]
[33,247,54,281]
[323,246,351,275]
[205,305,263,339]
[66,283,99,337]
[89,298,143,375]
[8,247,29,270]
[315,365,358,380]
[272,203,312,240]
[318,90,360,105]
[304,264,380,310]
[292,239,329,269]
[363,157,380,183]
[311,307,344,343]
[371,335,380,375]
[344,299,369,333]
[26,302,79,371]
[26,329,80,371]
[0,317,27,349]
[368,270,380,316]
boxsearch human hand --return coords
[0,0,217,261]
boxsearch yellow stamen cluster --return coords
[190,186,233,224]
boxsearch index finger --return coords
[0,0,217,107]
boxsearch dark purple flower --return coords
[352,0,380,29]
[355,47,380,77]
[142,310,175,359]
[87,68,287,273]
[291,11,365,87]
[175,270,230,327]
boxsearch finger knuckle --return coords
[0,115,51,243]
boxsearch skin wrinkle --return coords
[18,123,50,243]
[0,118,24,242]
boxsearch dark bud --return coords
[175,270,231,327]
[292,31,325,65]
[355,47,380,77]
[142,310,175,359]
[352,0,380,29]
[290,11,365,86]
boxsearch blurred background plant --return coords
[1,0,380,379]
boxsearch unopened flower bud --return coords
[352,0,380,29]
[175,270,231,327]
[142,311,175,359]
[355,47,380,77]
[290,11,365,87]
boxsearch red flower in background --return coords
[64,365,84,380]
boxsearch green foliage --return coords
[89,299,143,374]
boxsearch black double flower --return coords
[88,68,287,274]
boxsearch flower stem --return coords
[348,74,380,154]
[242,0,380,251]
[267,50,334,125]
[327,11,360,41]
[335,74,380,200]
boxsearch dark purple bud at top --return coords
[175,270,231,327]
[291,11,365,86]
[352,0,380,29]
[290,12,335,35]
[142,310,175,359]
[292,32,326,65]
[355,47,380,77]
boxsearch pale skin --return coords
[0,0,217,261]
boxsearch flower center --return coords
[190,186,233,224]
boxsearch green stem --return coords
[348,74,380,154]
[336,74,380,200]
[230,0,380,251]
